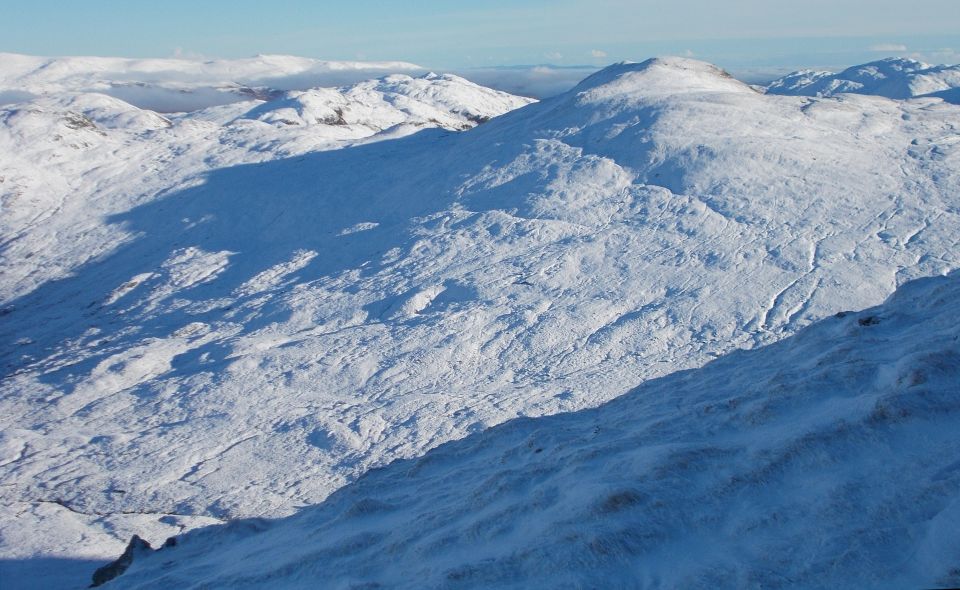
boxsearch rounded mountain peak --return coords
[570,57,753,100]
[839,57,934,77]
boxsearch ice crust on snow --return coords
[1,56,959,588]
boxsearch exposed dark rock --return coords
[464,113,491,125]
[236,86,285,102]
[63,112,105,135]
[90,535,152,587]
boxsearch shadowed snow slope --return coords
[766,57,960,101]
[108,272,960,589]
[1,57,959,587]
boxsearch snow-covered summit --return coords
[6,92,173,132]
[242,73,532,131]
[103,271,960,589]
[766,57,960,100]
[571,57,753,99]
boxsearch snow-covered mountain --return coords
[97,270,960,589]
[0,67,532,588]
[766,57,960,100]
[0,53,427,112]
[242,73,529,130]
[0,72,532,302]
[1,56,959,588]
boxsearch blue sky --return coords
[2,0,959,74]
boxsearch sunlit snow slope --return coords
[105,271,960,589]
[1,56,959,587]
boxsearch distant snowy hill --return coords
[1,56,959,589]
[766,57,960,100]
[243,73,527,130]
[101,271,960,589]
[0,53,428,111]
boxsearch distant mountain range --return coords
[765,57,960,101]
[3,54,959,108]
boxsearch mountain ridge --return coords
[766,56,960,100]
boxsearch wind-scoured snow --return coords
[1,56,959,588]
[104,271,960,589]
[766,57,960,101]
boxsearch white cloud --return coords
[908,47,960,65]
[869,43,907,52]
[683,49,696,57]
[453,65,600,98]
[544,51,563,61]
[929,47,960,62]
[170,47,207,60]
[590,49,607,58]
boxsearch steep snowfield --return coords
[1,56,959,587]
[766,57,960,100]
[102,271,960,589]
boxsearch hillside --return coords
[105,271,960,589]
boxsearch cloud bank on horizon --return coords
[0,0,958,74]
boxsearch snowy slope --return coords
[0,53,427,112]
[766,57,960,100]
[0,74,532,302]
[104,271,960,589]
[0,68,532,587]
[1,57,959,588]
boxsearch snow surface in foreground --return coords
[1,56,959,588]
[110,271,960,589]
